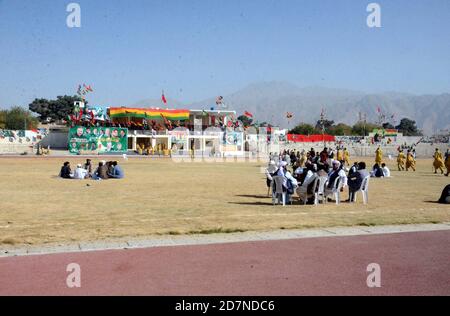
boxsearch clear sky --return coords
[0,0,449,108]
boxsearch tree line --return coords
[288,119,422,137]
[0,95,83,130]
[0,107,39,130]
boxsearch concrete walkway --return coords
[2,222,450,258]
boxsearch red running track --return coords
[0,230,449,296]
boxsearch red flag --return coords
[244,111,253,118]
[162,91,167,104]
[377,106,381,113]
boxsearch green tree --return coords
[0,110,6,129]
[395,118,422,136]
[328,123,353,136]
[289,123,318,135]
[352,122,381,136]
[315,119,335,132]
[382,122,395,129]
[29,95,86,123]
[237,115,253,128]
[4,106,39,130]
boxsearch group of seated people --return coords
[59,159,125,180]
[370,163,390,178]
[265,151,372,204]
[273,146,351,171]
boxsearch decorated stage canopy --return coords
[109,107,190,121]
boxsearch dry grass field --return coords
[0,156,449,247]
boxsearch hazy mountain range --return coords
[132,81,450,135]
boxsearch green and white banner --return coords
[68,126,128,154]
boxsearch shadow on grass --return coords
[424,200,444,204]
[235,194,271,199]
[229,201,275,206]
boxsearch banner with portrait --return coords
[68,126,128,154]
[223,131,243,152]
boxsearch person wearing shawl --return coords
[344,148,350,166]
[336,147,344,164]
[276,161,298,204]
[375,146,383,165]
[445,149,450,177]
[438,184,450,204]
[433,148,445,174]
[406,150,416,172]
[397,149,406,171]
[265,160,278,196]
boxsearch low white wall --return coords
[280,142,448,159]
[0,143,34,154]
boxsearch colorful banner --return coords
[168,129,188,144]
[287,134,336,143]
[86,106,108,121]
[373,129,398,137]
[109,107,190,121]
[68,126,128,154]
[224,132,243,146]
[222,131,243,152]
[0,129,47,144]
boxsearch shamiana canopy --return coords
[109,107,190,121]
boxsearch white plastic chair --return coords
[314,176,329,205]
[324,177,344,205]
[298,176,319,205]
[272,176,286,206]
[352,176,370,204]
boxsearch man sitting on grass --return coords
[108,161,124,179]
[438,184,450,204]
[381,163,391,177]
[59,162,72,179]
[92,161,109,180]
[73,163,88,180]
[371,163,384,178]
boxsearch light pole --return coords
[320,108,326,147]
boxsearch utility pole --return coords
[320,108,326,147]
[359,112,367,137]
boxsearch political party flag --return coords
[162,91,167,104]
[244,111,253,118]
